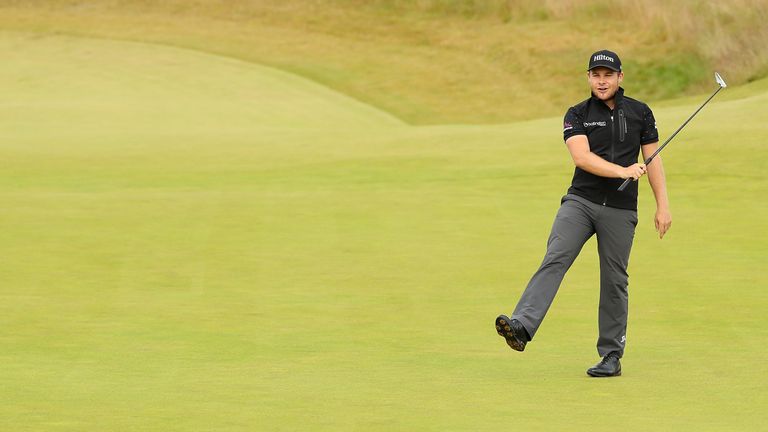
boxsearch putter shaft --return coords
[617,73,726,192]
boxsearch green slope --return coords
[0,33,403,133]
[0,33,766,431]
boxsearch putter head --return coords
[715,72,727,88]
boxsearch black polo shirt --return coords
[562,87,658,210]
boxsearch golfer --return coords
[495,50,671,377]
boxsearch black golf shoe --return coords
[586,352,622,377]
[494,315,528,352]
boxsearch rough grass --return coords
[1,0,766,124]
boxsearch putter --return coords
[618,72,727,191]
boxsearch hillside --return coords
[1,0,767,124]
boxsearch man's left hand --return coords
[655,208,672,239]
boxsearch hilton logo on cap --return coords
[593,54,615,63]
[588,50,622,71]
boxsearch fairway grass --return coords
[0,32,766,431]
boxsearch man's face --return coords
[588,67,623,102]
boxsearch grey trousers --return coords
[512,194,638,357]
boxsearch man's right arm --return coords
[565,135,646,180]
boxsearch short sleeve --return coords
[563,107,586,142]
[640,105,659,145]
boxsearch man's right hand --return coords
[621,163,647,181]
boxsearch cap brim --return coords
[588,64,621,72]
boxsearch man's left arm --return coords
[641,142,672,239]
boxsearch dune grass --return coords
[0,31,766,430]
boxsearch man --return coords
[495,50,672,377]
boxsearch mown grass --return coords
[1,0,766,124]
[1,31,766,431]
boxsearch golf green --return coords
[0,32,765,430]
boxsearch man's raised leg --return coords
[497,196,596,349]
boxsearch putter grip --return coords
[617,178,632,191]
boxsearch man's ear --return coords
[618,72,624,85]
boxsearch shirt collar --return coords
[590,86,624,109]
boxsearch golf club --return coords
[618,72,727,191]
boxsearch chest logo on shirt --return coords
[584,121,607,127]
